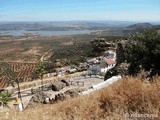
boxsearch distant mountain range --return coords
[121,23,160,35]
[0,21,159,36]
[127,23,153,29]
[0,21,135,31]
[127,23,160,29]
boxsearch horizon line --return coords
[0,20,160,23]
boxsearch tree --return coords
[35,61,46,91]
[91,37,112,56]
[0,62,23,108]
[125,29,160,76]
[0,62,16,87]
[0,91,12,107]
[0,62,19,107]
[116,43,125,65]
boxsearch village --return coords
[44,50,116,78]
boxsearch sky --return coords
[0,0,160,22]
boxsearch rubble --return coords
[61,79,70,86]
[29,92,49,104]
[55,93,66,102]
[51,82,66,91]
[64,88,86,97]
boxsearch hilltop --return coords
[0,25,160,120]
[1,76,160,120]
[127,23,153,29]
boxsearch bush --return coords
[125,29,160,76]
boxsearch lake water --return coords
[0,29,96,36]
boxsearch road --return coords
[40,49,53,61]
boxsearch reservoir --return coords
[0,29,96,36]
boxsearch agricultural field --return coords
[0,34,98,62]
[0,34,98,89]
[0,62,36,89]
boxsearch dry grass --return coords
[1,76,160,120]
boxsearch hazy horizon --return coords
[0,20,159,24]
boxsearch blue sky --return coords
[0,0,160,21]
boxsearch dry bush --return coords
[99,76,160,115]
[1,76,160,120]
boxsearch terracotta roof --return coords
[63,66,71,70]
[105,59,116,65]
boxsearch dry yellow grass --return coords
[1,76,160,120]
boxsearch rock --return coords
[61,79,69,86]
[49,98,55,104]
[64,88,86,97]
[45,98,49,103]
[51,82,66,91]
[55,93,66,101]
[64,89,79,97]
[30,92,49,104]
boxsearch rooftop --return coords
[105,59,116,65]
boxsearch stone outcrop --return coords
[55,93,66,101]
[64,88,87,97]
[51,82,66,91]
[61,79,69,86]
[91,37,115,56]
[30,92,49,103]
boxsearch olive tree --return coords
[125,29,160,76]
[35,61,46,91]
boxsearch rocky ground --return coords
[9,77,104,110]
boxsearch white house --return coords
[105,59,116,68]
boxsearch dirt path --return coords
[40,49,53,61]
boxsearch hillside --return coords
[2,76,160,120]
[0,34,97,62]
[127,23,153,29]
[123,23,160,35]
[50,42,93,66]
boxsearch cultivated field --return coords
[0,34,97,62]
[0,62,36,89]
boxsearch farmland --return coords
[0,62,36,89]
